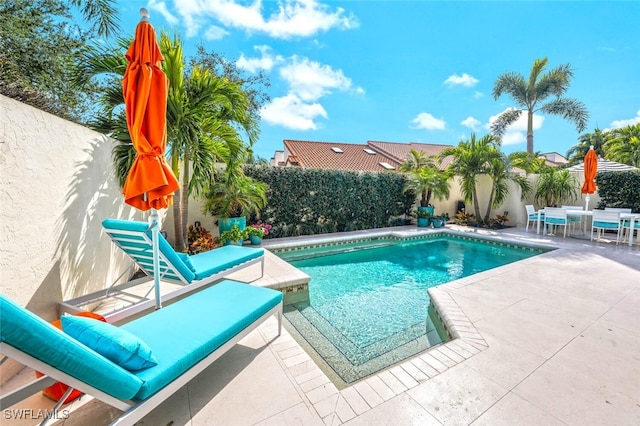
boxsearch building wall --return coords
[0,95,144,321]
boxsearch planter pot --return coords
[418,206,435,216]
[249,235,263,245]
[432,219,445,228]
[417,218,430,228]
[218,216,246,234]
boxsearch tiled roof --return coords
[283,140,402,172]
[281,140,453,172]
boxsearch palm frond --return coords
[540,98,589,132]
[490,108,522,137]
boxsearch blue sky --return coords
[113,1,640,161]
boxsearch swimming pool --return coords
[275,233,547,384]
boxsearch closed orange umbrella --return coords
[121,9,179,309]
[581,146,598,210]
[122,10,179,211]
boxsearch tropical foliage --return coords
[534,167,578,207]
[0,0,120,122]
[566,128,609,166]
[203,169,268,219]
[604,123,640,168]
[400,150,451,208]
[491,57,589,153]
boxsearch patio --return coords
[3,224,639,425]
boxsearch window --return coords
[363,148,376,155]
[379,162,395,170]
[331,147,344,153]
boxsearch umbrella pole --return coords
[149,208,162,309]
[585,194,590,211]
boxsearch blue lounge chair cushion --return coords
[189,245,264,280]
[121,280,283,400]
[176,252,196,272]
[545,217,566,224]
[61,315,158,371]
[0,296,143,400]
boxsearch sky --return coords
[111,0,640,161]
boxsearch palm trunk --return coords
[527,110,534,154]
[472,186,482,224]
[180,155,190,248]
[172,191,185,251]
[484,186,496,224]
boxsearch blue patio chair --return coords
[543,207,569,238]
[525,204,543,233]
[591,209,623,244]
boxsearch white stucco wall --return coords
[0,95,144,320]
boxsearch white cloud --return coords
[411,112,446,131]
[237,45,283,73]
[461,116,481,131]
[280,57,354,101]
[148,0,179,25]
[260,94,327,130]
[203,25,229,40]
[609,110,640,128]
[474,91,484,99]
[173,0,358,39]
[487,108,544,146]
[444,73,479,88]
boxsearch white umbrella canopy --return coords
[567,158,638,172]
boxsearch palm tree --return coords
[483,154,532,223]
[534,167,579,207]
[71,0,121,37]
[403,167,452,209]
[491,57,589,154]
[604,124,640,168]
[566,128,610,166]
[77,32,257,250]
[398,149,436,173]
[439,133,504,224]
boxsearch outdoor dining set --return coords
[526,204,640,246]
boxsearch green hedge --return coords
[244,166,414,237]
[595,170,640,212]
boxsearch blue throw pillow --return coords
[176,252,196,272]
[61,315,158,371]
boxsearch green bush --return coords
[595,171,640,212]
[244,166,414,237]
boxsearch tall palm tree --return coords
[604,124,640,168]
[439,133,504,223]
[566,128,610,166]
[483,154,532,223]
[77,32,257,250]
[71,0,121,37]
[491,57,589,154]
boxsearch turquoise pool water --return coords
[277,234,546,383]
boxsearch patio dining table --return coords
[536,209,639,246]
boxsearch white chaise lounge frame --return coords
[59,224,265,323]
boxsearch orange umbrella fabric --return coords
[122,19,179,211]
[581,147,598,195]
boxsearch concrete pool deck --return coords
[3,225,639,425]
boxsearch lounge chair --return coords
[60,219,265,322]
[0,280,283,425]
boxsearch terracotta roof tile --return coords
[281,140,453,172]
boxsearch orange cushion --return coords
[35,311,106,403]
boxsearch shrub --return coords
[595,170,640,212]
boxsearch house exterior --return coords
[270,140,454,171]
[539,152,568,167]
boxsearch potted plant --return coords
[204,171,268,234]
[247,221,272,245]
[219,225,247,246]
[416,209,433,227]
[432,215,446,228]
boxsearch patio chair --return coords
[60,219,265,322]
[591,209,623,244]
[604,207,632,213]
[0,281,283,426]
[561,205,583,233]
[620,215,639,244]
[543,207,569,238]
[525,204,544,233]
